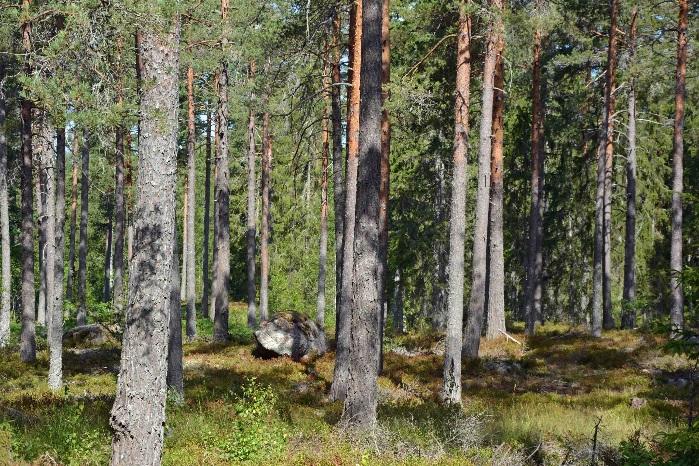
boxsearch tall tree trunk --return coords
[260,110,272,322]
[167,225,184,402]
[331,7,345,327]
[593,0,619,335]
[109,16,180,464]
[245,93,257,328]
[330,0,361,402]
[209,113,219,321]
[77,129,89,326]
[201,109,212,318]
[463,0,503,359]
[442,3,471,404]
[40,117,60,389]
[342,0,382,429]
[67,133,78,301]
[185,65,197,340]
[113,125,126,316]
[0,63,10,347]
[180,189,187,302]
[52,125,66,377]
[103,212,113,301]
[317,83,330,335]
[392,268,403,333]
[670,0,687,336]
[212,0,231,342]
[602,0,619,331]
[19,0,36,363]
[486,40,505,341]
[377,0,390,374]
[36,145,47,327]
[525,10,544,336]
[622,8,638,330]
[20,97,35,362]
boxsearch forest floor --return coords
[0,303,694,465]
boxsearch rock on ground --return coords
[254,311,326,360]
[63,323,118,347]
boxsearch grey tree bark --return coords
[670,0,687,336]
[19,1,36,363]
[77,129,89,326]
[67,133,78,302]
[212,0,231,342]
[442,3,471,405]
[0,67,10,347]
[330,0,361,402]
[486,46,505,341]
[20,96,35,362]
[113,124,126,316]
[185,65,196,341]
[330,8,345,325]
[260,110,272,322]
[201,109,212,319]
[40,117,60,390]
[317,93,330,335]
[167,225,184,402]
[341,0,382,429]
[180,190,187,302]
[36,142,47,327]
[463,0,502,359]
[246,104,257,328]
[110,16,180,464]
[52,126,66,382]
[103,213,112,301]
[622,8,638,330]
[391,268,403,333]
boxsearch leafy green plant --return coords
[209,378,287,463]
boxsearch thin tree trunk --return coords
[442,3,471,404]
[602,0,619,331]
[317,87,330,335]
[41,118,60,389]
[0,62,10,347]
[260,110,272,322]
[331,7,345,328]
[463,0,503,359]
[212,0,231,342]
[103,213,112,301]
[209,113,219,322]
[486,41,505,341]
[201,109,212,319]
[593,0,619,335]
[342,0,382,429]
[185,65,197,341]
[19,0,36,363]
[52,125,65,376]
[622,7,638,330]
[392,268,403,333]
[670,0,687,337]
[525,1,545,336]
[113,124,126,316]
[110,16,180,464]
[36,147,47,327]
[377,0,390,374]
[167,225,184,402]
[180,189,187,302]
[245,87,257,328]
[77,129,89,326]
[67,133,78,301]
[330,0,361,402]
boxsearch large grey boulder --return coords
[254,312,326,360]
[63,323,119,347]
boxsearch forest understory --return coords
[0,303,694,465]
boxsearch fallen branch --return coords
[499,329,523,346]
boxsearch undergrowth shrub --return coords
[207,378,287,463]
